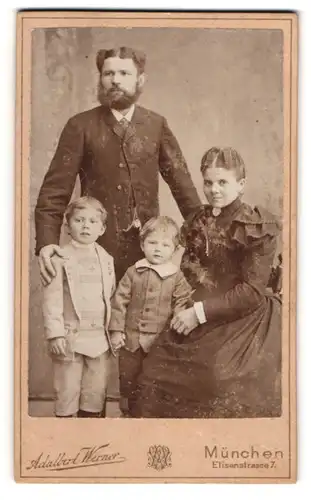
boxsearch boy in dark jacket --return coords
[109,216,192,416]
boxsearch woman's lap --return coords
[135,296,282,418]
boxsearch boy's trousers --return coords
[52,351,110,417]
[119,347,147,415]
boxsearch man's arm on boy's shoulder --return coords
[109,267,134,333]
[35,116,84,255]
[172,270,194,314]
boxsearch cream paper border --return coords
[14,11,298,483]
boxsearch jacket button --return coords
[119,163,124,168]
[145,307,150,312]
[140,322,146,328]
[117,184,122,191]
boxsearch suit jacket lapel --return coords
[100,106,123,139]
[100,105,145,142]
[95,243,113,328]
[63,257,81,320]
[123,106,145,143]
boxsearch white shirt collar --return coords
[111,105,135,123]
[135,258,178,279]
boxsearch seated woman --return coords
[134,147,282,419]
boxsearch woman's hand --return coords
[170,307,199,336]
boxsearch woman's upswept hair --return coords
[200,147,246,180]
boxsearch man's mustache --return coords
[108,86,126,93]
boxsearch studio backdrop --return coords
[29,27,283,399]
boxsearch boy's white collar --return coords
[135,258,178,278]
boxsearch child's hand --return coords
[171,307,199,336]
[48,337,67,356]
[110,331,126,351]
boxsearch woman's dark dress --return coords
[134,199,282,418]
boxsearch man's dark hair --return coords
[96,47,146,74]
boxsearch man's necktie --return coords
[118,117,141,231]
[119,117,129,138]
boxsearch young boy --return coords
[42,196,115,418]
[109,216,193,416]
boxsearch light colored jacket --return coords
[42,242,116,358]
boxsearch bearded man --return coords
[35,46,201,283]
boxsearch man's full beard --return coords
[97,81,142,110]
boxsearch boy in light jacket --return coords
[42,196,115,418]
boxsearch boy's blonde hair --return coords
[65,196,108,224]
[140,216,180,248]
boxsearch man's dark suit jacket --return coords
[35,104,201,279]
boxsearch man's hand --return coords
[39,244,65,286]
[170,307,199,336]
[48,337,67,356]
[110,331,126,351]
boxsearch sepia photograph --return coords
[15,11,297,482]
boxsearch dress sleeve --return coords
[180,244,204,289]
[202,217,280,323]
[180,207,215,290]
[172,271,194,314]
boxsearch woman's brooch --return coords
[212,207,221,217]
